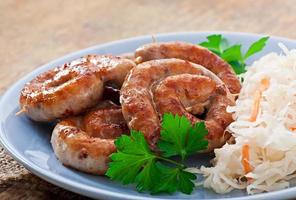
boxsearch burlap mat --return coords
[0,146,91,200]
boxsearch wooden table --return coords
[1,0,296,199]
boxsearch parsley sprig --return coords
[199,34,269,74]
[106,113,208,194]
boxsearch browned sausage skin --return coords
[153,74,234,150]
[20,55,135,122]
[135,41,241,94]
[120,58,235,151]
[51,101,128,174]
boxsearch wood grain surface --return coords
[1,0,296,199]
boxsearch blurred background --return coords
[1,0,296,94]
[1,0,296,199]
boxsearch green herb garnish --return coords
[105,113,208,194]
[199,34,269,74]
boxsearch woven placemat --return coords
[0,146,91,200]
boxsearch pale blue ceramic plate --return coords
[1,32,296,200]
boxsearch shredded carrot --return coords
[249,90,261,122]
[260,77,270,91]
[242,144,252,174]
[249,77,270,122]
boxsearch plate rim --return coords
[1,31,296,200]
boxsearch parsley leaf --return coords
[186,121,208,155]
[152,163,179,194]
[152,162,196,194]
[105,130,156,185]
[229,61,247,75]
[106,113,208,195]
[199,34,225,55]
[221,44,243,63]
[135,158,159,192]
[199,34,269,75]
[158,113,191,160]
[158,113,208,160]
[244,36,269,59]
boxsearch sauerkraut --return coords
[188,44,296,194]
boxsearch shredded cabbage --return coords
[189,44,296,194]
